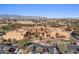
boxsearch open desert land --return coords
[16,21,35,24]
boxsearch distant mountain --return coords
[0,15,48,20]
[0,15,79,21]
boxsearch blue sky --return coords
[0,4,79,18]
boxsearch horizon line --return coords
[0,14,79,19]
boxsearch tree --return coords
[11,39,18,44]
[2,39,7,42]
[18,39,27,48]
[69,38,76,45]
[65,26,71,31]
[58,42,68,54]
[7,38,11,42]
[35,32,40,38]
[13,19,17,22]
[55,33,59,38]
[18,39,32,49]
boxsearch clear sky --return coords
[0,4,79,18]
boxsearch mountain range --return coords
[0,15,48,20]
[0,15,79,20]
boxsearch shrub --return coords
[18,39,26,48]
